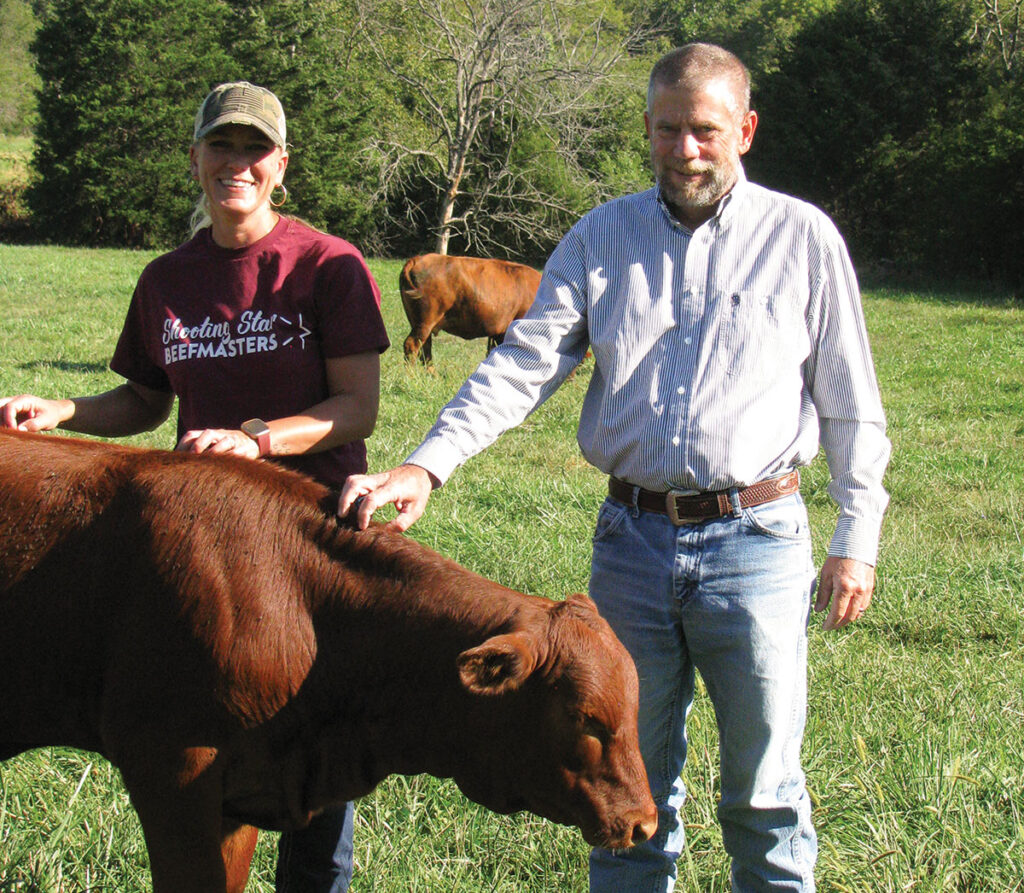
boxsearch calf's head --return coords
[454,593,657,849]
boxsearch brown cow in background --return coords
[0,429,656,892]
[400,253,541,363]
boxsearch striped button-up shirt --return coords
[407,172,891,564]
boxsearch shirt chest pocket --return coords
[710,290,807,379]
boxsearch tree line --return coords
[13,0,1024,290]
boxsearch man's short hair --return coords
[647,43,751,117]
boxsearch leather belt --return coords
[608,470,800,526]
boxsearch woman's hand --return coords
[176,428,261,458]
[1,383,171,438]
[0,395,74,432]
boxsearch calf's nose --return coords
[633,812,659,845]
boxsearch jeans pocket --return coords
[592,497,630,543]
[741,495,811,541]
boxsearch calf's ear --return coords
[565,592,598,615]
[457,631,539,696]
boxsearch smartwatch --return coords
[240,418,271,456]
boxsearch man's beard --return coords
[655,158,736,222]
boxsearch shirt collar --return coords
[716,165,748,227]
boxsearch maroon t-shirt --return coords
[111,217,390,487]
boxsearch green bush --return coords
[748,0,1023,293]
[27,0,385,249]
[0,135,32,238]
[0,0,38,136]
[29,0,238,247]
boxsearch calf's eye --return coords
[575,733,604,770]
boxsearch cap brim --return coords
[194,114,285,148]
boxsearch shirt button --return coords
[672,436,681,446]
[684,336,692,345]
[677,386,686,395]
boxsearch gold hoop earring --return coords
[270,184,288,208]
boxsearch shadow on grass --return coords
[20,360,108,374]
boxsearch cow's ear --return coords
[565,592,599,616]
[457,632,539,696]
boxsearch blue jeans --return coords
[588,491,817,892]
[276,802,354,893]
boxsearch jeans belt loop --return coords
[728,488,743,517]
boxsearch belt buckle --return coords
[665,491,702,526]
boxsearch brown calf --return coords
[400,253,541,363]
[0,430,656,892]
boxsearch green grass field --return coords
[0,244,1021,891]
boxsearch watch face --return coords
[241,419,271,455]
[242,419,270,438]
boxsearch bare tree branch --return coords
[355,0,657,255]
[972,0,1023,76]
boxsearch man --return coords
[341,43,890,892]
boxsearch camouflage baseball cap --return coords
[193,81,287,148]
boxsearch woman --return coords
[0,81,389,893]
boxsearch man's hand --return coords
[815,556,876,631]
[338,464,436,532]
